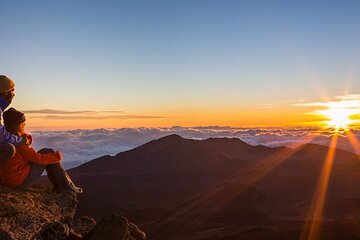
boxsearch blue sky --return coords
[1,0,360,129]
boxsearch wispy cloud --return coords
[29,115,168,120]
[294,94,360,108]
[23,109,95,114]
[336,94,360,101]
[23,109,124,114]
[22,109,167,120]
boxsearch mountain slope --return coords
[66,134,360,239]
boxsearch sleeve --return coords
[18,145,62,165]
[0,125,23,145]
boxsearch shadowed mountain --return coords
[64,134,360,239]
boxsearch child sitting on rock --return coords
[0,107,83,193]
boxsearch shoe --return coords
[71,186,83,194]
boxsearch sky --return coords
[1,0,360,130]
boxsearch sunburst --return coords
[304,96,360,131]
[321,107,355,130]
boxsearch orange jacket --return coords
[0,145,62,188]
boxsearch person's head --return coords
[3,108,26,136]
[0,75,15,104]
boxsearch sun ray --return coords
[300,67,330,103]
[183,135,318,215]
[300,134,338,240]
[346,131,360,155]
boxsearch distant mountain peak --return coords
[156,134,184,143]
[204,136,249,146]
[160,134,183,139]
[205,136,244,142]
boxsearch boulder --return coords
[84,214,146,240]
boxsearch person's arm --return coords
[17,145,62,165]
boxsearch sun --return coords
[299,95,360,131]
[302,96,360,131]
[322,108,354,130]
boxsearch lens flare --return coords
[307,97,360,131]
[321,108,354,130]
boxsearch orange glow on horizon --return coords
[24,106,331,130]
[20,94,360,131]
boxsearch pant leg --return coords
[36,148,59,188]
[0,143,15,162]
[38,148,78,190]
[46,162,76,192]
[18,162,76,192]
[18,163,46,189]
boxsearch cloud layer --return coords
[30,126,360,169]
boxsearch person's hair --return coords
[3,108,26,136]
[4,123,21,136]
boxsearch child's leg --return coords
[46,162,82,193]
[37,148,82,193]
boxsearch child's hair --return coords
[3,107,26,136]
[4,122,21,136]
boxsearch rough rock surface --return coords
[0,184,77,240]
[71,216,97,237]
[0,184,146,240]
[84,214,146,240]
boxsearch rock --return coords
[0,184,146,240]
[33,222,70,240]
[128,223,146,240]
[67,228,83,240]
[84,214,146,240]
[0,184,77,240]
[71,216,96,237]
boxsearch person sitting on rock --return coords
[0,75,31,162]
[0,107,83,193]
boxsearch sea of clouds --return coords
[30,126,360,169]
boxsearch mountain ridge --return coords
[63,134,360,239]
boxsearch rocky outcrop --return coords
[84,214,146,240]
[0,184,146,240]
[0,184,76,240]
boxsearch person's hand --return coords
[19,136,28,145]
[21,133,32,145]
[56,151,62,160]
[25,133,32,145]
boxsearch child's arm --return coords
[17,145,62,165]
